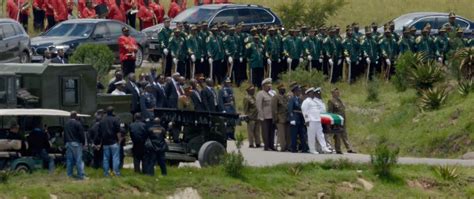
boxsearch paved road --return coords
[227,141,474,167]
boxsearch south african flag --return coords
[320,113,344,126]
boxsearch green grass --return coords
[1,162,473,198]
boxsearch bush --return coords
[453,47,474,81]
[366,78,379,102]
[458,80,473,97]
[69,44,115,80]
[280,65,325,87]
[223,132,245,178]
[393,52,427,92]
[276,0,347,28]
[320,158,354,170]
[407,61,444,92]
[370,138,399,179]
[433,165,460,181]
[0,170,12,184]
[419,87,448,111]
[287,163,305,176]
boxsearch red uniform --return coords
[81,7,97,18]
[43,0,54,16]
[118,35,138,62]
[137,5,154,29]
[214,0,229,3]
[194,0,212,5]
[123,0,136,11]
[150,2,164,23]
[53,0,68,22]
[33,0,45,10]
[167,1,181,18]
[7,0,29,21]
[108,2,126,22]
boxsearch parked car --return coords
[379,12,473,37]
[30,19,148,67]
[142,4,282,61]
[0,19,31,63]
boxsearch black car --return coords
[0,19,32,63]
[380,12,473,37]
[142,4,282,60]
[31,19,149,67]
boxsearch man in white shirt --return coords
[111,80,127,95]
[313,87,334,153]
[301,88,331,154]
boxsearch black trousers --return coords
[212,60,225,84]
[164,54,173,76]
[330,59,343,83]
[132,147,144,173]
[290,124,308,152]
[250,67,264,88]
[122,60,136,77]
[46,15,55,30]
[270,60,283,81]
[33,9,45,31]
[176,60,186,78]
[347,61,359,84]
[92,148,103,169]
[234,59,247,86]
[261,119,275,150]
[127,13,137,29]
[143,151,167,176]
[290,59,300,70]
[310,60,323,72]
[19,14,28,32]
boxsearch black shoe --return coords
[264,148,270,151]
[249,145,255,148]
[256,144,261,148]
[348,150,357,153]
[336,151,343,154]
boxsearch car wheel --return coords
[135,47,144,67]
[19,51,30,63]
[198,141,225,167]
[15,164,30,173]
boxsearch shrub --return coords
[370,138,399,179]
[276,0,346,28]
[407,61,444,92]
[280,65,325,87]
[0,171,12,184]
[69,44,115,80]
[320,158,354,170]
[458,80,473,97]
[433,165,460,181]
[287,163,304,176]
[392,52,427,92]
[419,87,448,111]
[453,47,474,81]
[223,132,245,178]
[366,78,379,102]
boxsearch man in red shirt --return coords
[108,0,126,22]
[137,0,155,30]
[43,0,55,29]
[214,0,229,3]
[167,0,181,19]
[7,0,30,31]
[53,0,68,23]
[123,0,137,28]
[118,27,139,77]
[80,0,97,18]
[150,0,164,23]
[33,0,46,31]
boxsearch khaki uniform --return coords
[327,97,353,153]
[243,94,261,146]
[271,94,290,151]
[178,95,194,111]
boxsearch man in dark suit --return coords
[107,71,124,94]
[152,74,167,108]
[51,49,68,64]
[190,79,206,111]
[124,73,141,114]
[164,73,182,109]
[200,78,221,112]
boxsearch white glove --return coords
[386,58,391,66]
[201,58,204,63]
[438,57,443,63]
[191,54,196,62]
[345,57,351,63]
[239,57,243,63]
[290,121,296,125]
[337,59,342,65]
[163,48,169,55]
[278,58,281,63]
[168,122,173,127]
[173,58,178,65]
[287,58,292,64]
[359,57,362,61]
[299,57,304,63]
[329,58,334,65]
[366,58,371,65]
[228,56,233,64]
[307,55,313,61]
[319,58,323,63]
[267,59,272,65]
[208,58,213,64]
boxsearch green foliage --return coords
[419,87,448,111]
[407,61,444,92]
[453,47,474,81]
[366,78,379,102]
[320,158,354,170]
[0,170,12,184]
[276,0,346,28]
[370,138,399,179]
[393,52,427,92]
[287,163,304,176]
[280,65,325,87]
[458,80,473,97]
[433,165,460,181]
[222,151,245,178]
[235,132,244,150]
[69,44,115,80]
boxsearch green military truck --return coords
[0,63,132,127]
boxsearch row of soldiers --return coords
[155,14,473,86]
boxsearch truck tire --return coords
[15,164,30,173]
[198,141,225,167]
[135,47,144,67]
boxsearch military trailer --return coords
[0,63,132,127]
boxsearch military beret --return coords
[291,84,301,92]
[250,27,258,32]
[305,87,315,94]
[331,87,339,93]
[449,12,456,18]
[268,27,275,31]
[352,22,359,27]
[261,78,272,86]
[229,26,236,30]
[371,22,378,27]
[277,84,285,90]
[174,29,181,33]
[246,85,255,91]
[457,28,464,33]
[172,72,180,77]
[191,26,198,30]
[211,26,218,31]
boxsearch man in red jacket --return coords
[150,0,164,23]
[81,0,97,18]
[137,0,155,30]
[214,0,229,3]
[53,0,68,23]
[167,0,181,18]
[33,0,45,31]
[108,0,126,22]
[7,0,30,31]
[123,0,137,28]
[118,27,139,77]
[44,0,55,29]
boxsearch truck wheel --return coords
[135,47,144,67]
[198,141,225,167]
[15,164,30,173]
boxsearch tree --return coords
[276,0,347,28]
[69,44,115,81]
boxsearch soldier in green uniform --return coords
[409,26,418,51]
[371,22,382,42]
[327,88,355,154]
[206,26,226,84]
[168,29,187,77]
[434,27,450,64]
[246,36,264,87]
[243,85,261,148]
[352,23,363,41]
[389,21,400,42]
[265,27,283,80]
[223,27,239,81]
[398,27,413,54]
[443,12,461,34]
[379,29,398,79]
[324,27,343,83]
[342,27,361,83]
[416,26,435,59]
[158,18,173,76]
[234,24,248,86]
[283,29,304,73]
[361,26,380,80]
[271,84,290,152]
[303,28,324,72]
[450,28,467,51]
[186,26,204,79]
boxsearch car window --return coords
[212,9,238,25]
[44,23,94,37]
[12,23,23,35]
[172,7,218,24]
[237,9,255,24]
[250,9,274,23]
[413,17,437,30]
[94,23,110,36]
[106,22,124,37]
[1,24,16,38]
[436,17,448,29]
[455,19,469,28]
